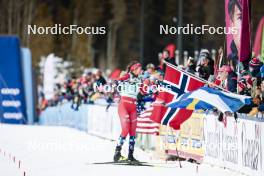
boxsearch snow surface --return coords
[0,124,243,176]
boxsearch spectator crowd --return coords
[38,48,264,118]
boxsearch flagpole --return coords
[163,61,232,93]
[168,127,182,168]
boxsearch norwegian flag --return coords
[150,63,205,130]
[136,106,159,135]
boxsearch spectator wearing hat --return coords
[249,57,263,78]
[196,49,214,80]
[217,65,237,93]
[143,63,155,79]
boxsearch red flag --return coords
[149,63,205,130]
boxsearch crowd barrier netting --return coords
[39,103,264,175]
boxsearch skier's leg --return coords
[128,110,137,137]
[114,136,126,162]
[128,136,136,160]
[114,101,130,161]
[118,102,130,137]
[116,136,126,147]
[128,110,138,162]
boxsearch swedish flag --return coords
[167,87,251,113]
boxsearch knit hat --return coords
[130,63,142,71]
[199,49,210,60]
[146,63,155,69]
[249,57,262,68]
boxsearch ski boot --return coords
[127,136,140,164]
[113,146,127,162]
[127,150,140,164]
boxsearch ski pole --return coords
[169,127,182,168]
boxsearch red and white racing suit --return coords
[117,73,141,138]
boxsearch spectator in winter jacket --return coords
[95,69,107,86]
[249,57,263,86]
[143,63,155,79]
[196,49,214,80]
[162,50,177,72]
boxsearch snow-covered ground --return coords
[0,124,242,176]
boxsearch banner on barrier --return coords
[204,113,263,176]
[175,113,205,162]
[240,119,262,175]
[158,113,205,162]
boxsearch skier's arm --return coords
[118,73,130,81]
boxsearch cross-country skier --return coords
[113,61,142,163]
